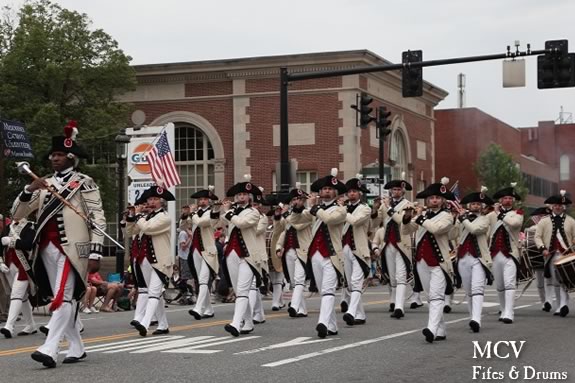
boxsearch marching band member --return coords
[525,207,551,310]
[341,175,372,326]
[455,187,494,332]
[278,183,314,318]
[264,195,285,311]
[380,176,413,318]
[187,186,221,321]
[250,189,269,324]
[305,168,347,338]
[403,177,455,343]
[128,186,174,337]
[222,175,261,337]
[13,121,106,367]
[535,190,575,317]
[0,218,37,338]
[488,183,524,324]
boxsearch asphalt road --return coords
[0,285,573,383]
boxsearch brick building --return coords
[119,51,448,208]
[435,108,574,208]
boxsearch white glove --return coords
[1,237,10,247]
[0,263,9,274]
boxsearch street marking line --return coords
[108,336,216,354]
[64,335,184,353]
[0,299,388,357]
[235,336,332,355]
[163,336,260,354]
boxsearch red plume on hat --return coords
[64,120,78,140]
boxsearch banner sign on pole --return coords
[1,119,34,159]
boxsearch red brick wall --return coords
[185,81,233,97]
[245,92,343,191]
[246,77,342,93]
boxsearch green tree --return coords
[474,143,528,202]
[0,0,136,218]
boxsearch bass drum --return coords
[554,253,575,292]
[517,250,534,284]
[525,230,544,269]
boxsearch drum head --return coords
[554,253,575,266]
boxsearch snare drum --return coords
[517,250,534,284]
[525,230,545,269]
[554,253,575,292]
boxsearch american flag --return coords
[447,180,462,211]
[148,131,181,189]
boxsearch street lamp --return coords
[114,129,130,276]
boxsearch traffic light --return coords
[351,92,375,128]
[402,50,423,97]
[377,106,392,138]
[538,39,575,89]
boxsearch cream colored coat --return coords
[269,219,284,272]
[127,209,173,278]
[223,206,261,276]
[343,202,372,270]
[457,214,493,269]
[486,210,524,261]
[303,203,347,275]
[13,173,106,297]
[255,213,269,274]
[275,211,314,263]
[403,209,455,276]
[534,214,575,253]
[190,207,221,274]
[379,198,412,257]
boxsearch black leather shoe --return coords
[434,335,447,341]
[272,306,280,311]
[133,321,147,337]
[240,328,254,335]
[129,320,138,327]
[410,302,423,309]
[31,351,56,368]
[188,310,202,320]
[354,319,366,325]
[288,307,297,318]
[152,329,170,335]
[340,301,348,313]
[327,330,338,336]
[0,328,12,338]
[62,352,87,364]
[343,313,355,326]
[202,314,215,319]
[224,324,239,337]
[39,325,49,336]
[316,323,328,338]
[150,321,158,326]
[502,318,513,324]
[391,309,404,319]
[542,302,552,312]
[17,330,37,336]
[469,320,480,333]
[388,303,395,312]
[296,313,308,318]
[443,305,452,314]
[422,328,434,343]
[559,305,569,317]
[253,320,266,325]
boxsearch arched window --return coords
[175,123,215,211]
[560,155,570,181]
[389,130,408,180]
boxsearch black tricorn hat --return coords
[310,168,347,194]
[282,183,309,204]
[492,183,522,201]
[144,185,175,201]
[226,175,262,197]
[253,187,266,204]
[544,190,572,205]
[262,193,281,207]
[191,187,218,200]
[135,189,150,205]
[416,177,455,201]
[345,175,369,194]
[49,120,88,158]
[384,172,413,191]
[460,187,494,206]
[530,206,551,217]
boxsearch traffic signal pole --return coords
[278,42,566,194]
